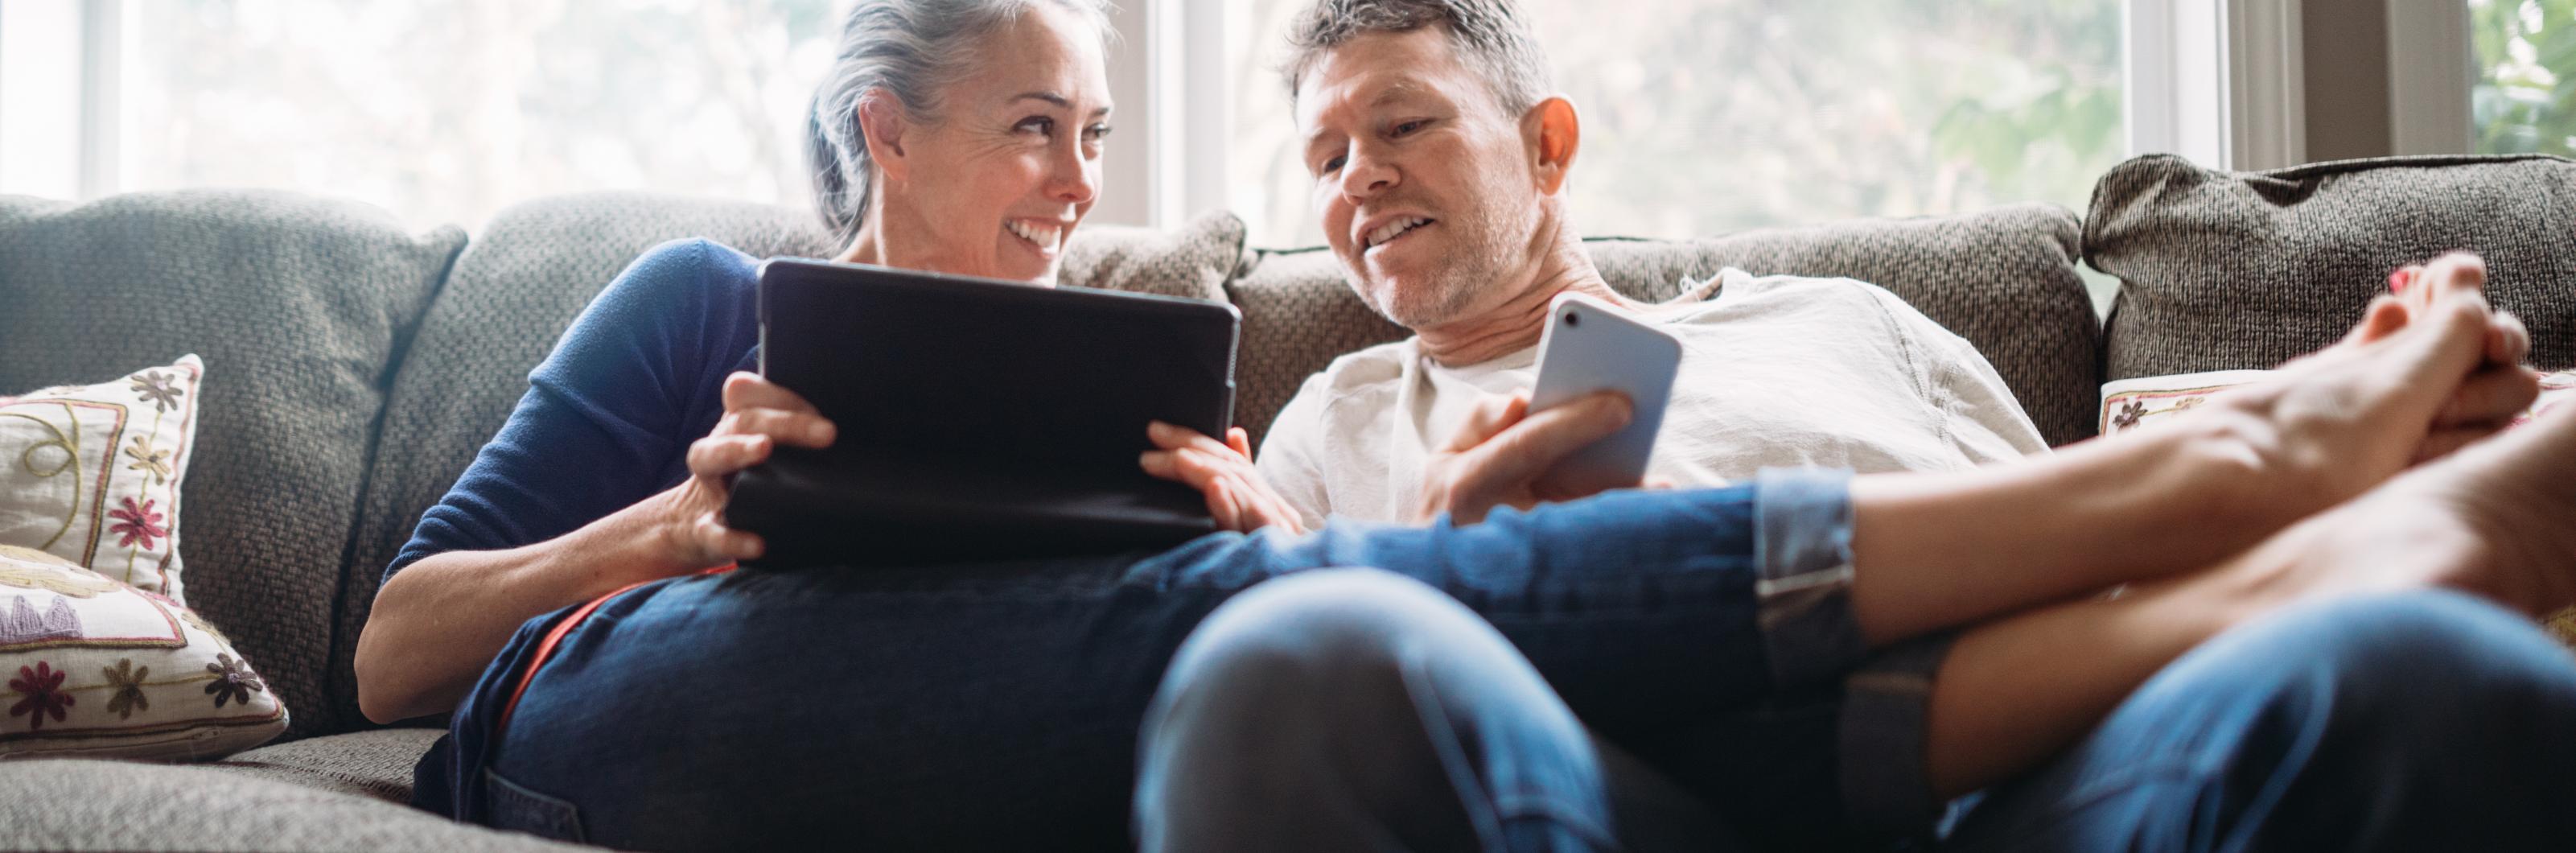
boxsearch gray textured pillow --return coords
[1229,203,2098,448]
[326,197,1244,733]
[2086,153,2576,382]
[0,190,465,744]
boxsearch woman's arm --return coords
[356,372,821,723]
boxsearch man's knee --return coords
[1151,567,1487,739]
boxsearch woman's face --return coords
[873,3,1111,285]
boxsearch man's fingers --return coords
[1226,427,1254,459]
[1463,393,1633,492]
[1444,391,1533,452]
[1149,421,1243,459]
[686,433,770,477]
[721,371,821,415]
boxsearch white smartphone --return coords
[1527,292,1682,496]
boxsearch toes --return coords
[2346,295,2411,345]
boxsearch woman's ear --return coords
[1524,97,1580,195]
[857,91,912,183]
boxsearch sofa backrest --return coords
[1229,203,2100,450]
[0,191,466,741]
[2087,153,2576,381]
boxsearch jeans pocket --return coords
[484,767,587,844]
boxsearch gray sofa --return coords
[0,151,2564,849]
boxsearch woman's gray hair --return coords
[807,0,1113,247]
[1283,0,1552,117]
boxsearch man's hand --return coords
[1410,389,1635,525]
[1141,422,1308,534]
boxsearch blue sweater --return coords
[388,239,764,583]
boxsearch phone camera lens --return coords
[1564,312,1580,328]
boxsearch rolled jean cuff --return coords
[1838,633,1956,834]
[1751,467,1869,687]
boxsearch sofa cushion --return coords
[0,356,206,600]
[0,191,466,743]
[1228,204,2099,448]
[0,753,578,851]
[329,196,1245,733]
[0,548,288,760]
[2084,153,2576,382]
[211,725,443,803]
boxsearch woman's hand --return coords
[1140,422,1308,534]
[659,371,837,567]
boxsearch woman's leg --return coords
[1937,590,2576,851]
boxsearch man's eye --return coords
[1319,155,1348,175]
[1392,120,1426,136]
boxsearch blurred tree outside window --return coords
[1228,0,2126,248]
[2474,0,2576,155]
[113,0,842,231]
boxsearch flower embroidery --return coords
[204,653,263,708]
[130,370,184,414]
[2172,396,2206,412]
[102,659,150,719]
[108,497,167,551]
[123,435,173,484]
[9,661,73,730]
[2112,400,2146,431]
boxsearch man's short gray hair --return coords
[1282,0,1553,117]
[806,0,1113,247]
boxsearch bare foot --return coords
[2237,400,2576,618]
[2176,253,2537,523]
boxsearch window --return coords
[1224,0,2127,248]
[5,0,842,231]
[2473,0,2576,155]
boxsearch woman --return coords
[356,2,2576,851]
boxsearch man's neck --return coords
[1415,255,1632,368]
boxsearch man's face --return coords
[1296,29,1543,329]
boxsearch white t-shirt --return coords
[1256,269,2049,527]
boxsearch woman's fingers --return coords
[722,371,821,415]
[692,510,763,562]
[724,406,836,448]
[686,432,772,478]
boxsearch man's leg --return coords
[1136,568,1739,853]
[1938,590,2576,851]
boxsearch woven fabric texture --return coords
[1229,203,2099,448]
[0,754,578,851]
[2087,153,2576,380]
[326,196,1245,734]
[209,726,445,803]
[0,191,465,744]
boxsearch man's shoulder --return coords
[1681,270,1946,340]
[1307,338,1416,394]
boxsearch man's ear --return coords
[857,91,913,183]
[1524,96,1580,195]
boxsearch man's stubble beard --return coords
[1360,194,1537,331]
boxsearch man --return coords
[1144,0,2042,533]
[1130,1,2576,850]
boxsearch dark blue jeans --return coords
[1137,572,2576,851]
[415,472,1924,850]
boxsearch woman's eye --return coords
[1083,123,1112,142]
[1017,117,1055,137]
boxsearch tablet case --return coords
[725,258,1241,567]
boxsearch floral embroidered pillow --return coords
[0,356,203,603]
[2104,367,2576,647]
[0,546,286,760]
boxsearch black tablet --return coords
[724,258,1241,568]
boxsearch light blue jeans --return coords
[419,471,1930,850]
[1136,570,2576,851]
